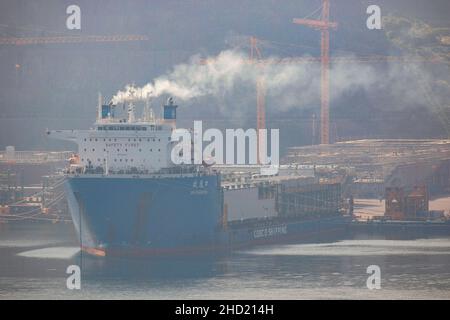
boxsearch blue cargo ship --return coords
[48,94,350,257]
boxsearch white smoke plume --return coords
[111,47,446,116]
[111,50,254,104]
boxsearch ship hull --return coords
[65,174,350,257]
[65,174,223,256]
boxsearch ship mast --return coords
[97,92,103,121]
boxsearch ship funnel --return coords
[163,97,178,128]
[101,101,115,119]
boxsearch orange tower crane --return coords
[293,0,337,144]
[249,37,266,164]
[250,36,266,135]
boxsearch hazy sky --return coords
[1,0,449,153]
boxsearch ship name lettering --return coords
[253,225,287,239]
[105,143,122,147]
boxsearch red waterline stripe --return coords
[80,227,345,257]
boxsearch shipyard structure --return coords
[285,140,450,221]
[3,97,450,252]
[0,147,70,221]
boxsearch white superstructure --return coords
[48,95,179,174]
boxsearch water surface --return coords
[1,222,449,299]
